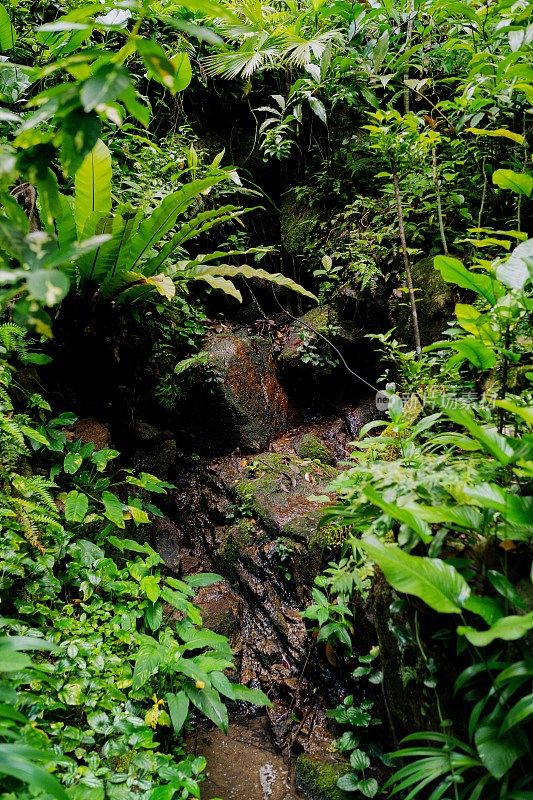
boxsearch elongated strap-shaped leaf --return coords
[0,3,16,51]
[141,205,247,276]
[121,175,228,272]
[361,535,471,614]
[191,263,317,300]
[76,213,117,283]
[74,139,112,236]
[193,273,243,301]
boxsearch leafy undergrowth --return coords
[0,325,269,800]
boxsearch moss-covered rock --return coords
[232,452,337,542]
[177,330,297,454]
[295,756,351,800]
[280,189,320,256]
[390,256,454,347]
[296,433,335,465]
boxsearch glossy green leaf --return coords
[493,169,533,198]
[361,536,470,614]
[0,3,16,51]
[64,490,89,522]
[458,612,533,646]
[101,491,125,528]
[434,255,503,305]
[80,63,130,112]
[165,691,189,733]
[74,139,112,236]
[184,684,228,733]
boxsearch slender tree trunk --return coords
[392,168,422,356]
[403,0,416,114]
[432,146,448,254]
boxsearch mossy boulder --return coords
[295,433,335,465]
[295,756,351,800]
[280,189,320,256]
[179,330,296,454]
[390,256,454,347]
[232,452,337,542]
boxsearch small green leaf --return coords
[63,451,83,474]
[337,773,361,791]
[493,169,533,198]
[81,63,131,112]
[357,778,379,798]
[350,749,370,772]
[64,490,89,522]
[184,685,228,733]
[140,575,160,603]
[166,691,190,734]
[102,491,125,528]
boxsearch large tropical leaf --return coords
[120,175,229,272]
[360,535,471,614]
[458,611,533,646]
[141,205,249,276]
[74,139,112,236]
[0,3,16,51]
[434,255,503,306]
[0,745,68,800]
[190,263,317,301]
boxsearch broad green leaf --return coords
[140,575,160,603]
[474,724,526,779]
[500,694,533,734]
[80,63,130,112]
[63,451,83,474]
[434,255,503,306]
[350,749,370,771]
[165,691,189,733]
[144,601,163,632]
[444,408,514,464]
[495,399,533,427]
[132,639,165,690]
[122,176,227,272]
[448,337,496,370]
[64,490,89,522]
[458,612,533,646]
[0,3,16,51]
[0,648,31,671]
[487,570,527,610]
[74,139,112,236]
[493,169,533,198]
[337,773,361,791]
[170,52,192,92]
[0,744,68,799]
[102,491,125,528]
[230,684,271,707]
[143,273,175,299]
[184,684,228,732]
[308,96,327,124]
[184,573,224,589]
[357,778,379,798]
[467,127,525,145]
[361,535,470,614]
[26,270,70,306]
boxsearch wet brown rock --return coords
[194,580,243,637]
[180,330,297,454]
[72,417,110,450]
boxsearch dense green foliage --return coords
[0,0,531,797]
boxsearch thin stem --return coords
[432,146,448,254]
[392,167,422,355]
[403,0,416,114]
[477,155,487,232]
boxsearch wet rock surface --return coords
[178,329,297,454]
[145,391,383,796]
[189,716,298,800]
